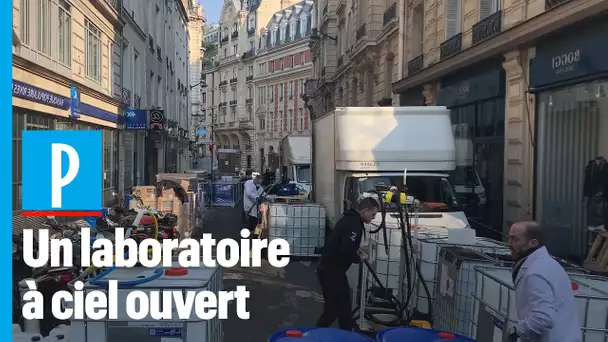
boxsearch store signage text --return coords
[551,49,580,76]
[13,80,69,109]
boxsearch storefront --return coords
[12,79,123,210]
[436,61,506,239]
[529,18,608,260]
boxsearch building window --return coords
[479,0,500,20]
[445,0,462,38]
[300,52,305,65]
[271,29,277,46]
[280,25,286,42]
[279,84,284,101]
[290,22,296,39]
[290,55,295,66]
[300,16,307,35]
[298,108,304,131]
[288,109,293,131]
[37,0,51,54]
[57,0,71,65]
[289,81,294,99]
[107,43,113,94]
[279,110,283,131]
[85,20,102,82]
[20,0,31,45]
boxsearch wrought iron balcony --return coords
[356,24,366,41]
[219,80,228,86]
[229,100,237,106]
[230,77,237,84]
[546,0,569,10]
[242,50,254,59]
[472,11,502,45]
[220,36,229,44]
[156,46,162,61]
[440,33,462,60]
[134,94,141,109]
[231,31,238,39]
[246,75,254,82]
[246,98,253,104]
[122,87,131,106]
[407,55,424,75]
[148,36,154,51]
[383,3,397,26]
[219,102,227,108]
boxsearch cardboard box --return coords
[157,197,174,212]
[132,186,157,201]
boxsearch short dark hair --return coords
[245,170,253,176]
[254,174,263,180]
[357,197,380,211]
[521,221,543,244]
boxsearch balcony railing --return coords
[242,50,254,59]
[156,46,162,61]
[220,36,229,44]
[472,11,502,45]
[229,100,237,106]
[219,80,228,86]
[246,75,254,82]
[407,55,423,75]
[383,3,397,26]
[356,24,366,41]
[231,31,238,39]
[148,36,154,51]
[248,28,255,37]
[246,98,253,104]
[219,102,227,108]
[545,0,569,10]
[439,33,462,60]
[121,87,131,106]
[134,94,141,109]
[230,77,237,84]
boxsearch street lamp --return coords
[190,77,207,90]
[309,28,337,43]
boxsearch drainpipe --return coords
[397,0,407,82]
[117,7,126,199]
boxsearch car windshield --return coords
[295,165,311,183]
[357,175,459,211]
[449,166,480,186]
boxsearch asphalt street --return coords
[199,205,324,341]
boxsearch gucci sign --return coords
[551,49,580,75]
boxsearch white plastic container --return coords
[267,203,325,257]
[70,262,223,342]
[471,266,608,342]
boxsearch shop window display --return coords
[535,80,608,258]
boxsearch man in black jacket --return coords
[315,197,379,331]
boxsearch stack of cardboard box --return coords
[156,173,200,239]
[131,186,157,209]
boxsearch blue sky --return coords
[200,0,221,23]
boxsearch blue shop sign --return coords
[529,23,608,90]
[124,109,147,130]
[70,86,81,119]
[12,79,122,124]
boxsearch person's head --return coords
[508,221,543,259]
[253,174,263,185]
[356,197,379,223]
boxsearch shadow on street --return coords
[199,205,323,341]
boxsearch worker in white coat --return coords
[243,174,264,237]
[507,221,582,342]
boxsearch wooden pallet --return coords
[584,231,608,272]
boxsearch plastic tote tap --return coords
[268,327,373,342]
[376,327,475,342]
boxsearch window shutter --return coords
[445,0,460,39]
[479,0,493,20]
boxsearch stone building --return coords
[304,0,401,116]
[253,0,314,171]
[391,0,608,259]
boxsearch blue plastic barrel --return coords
[268,327,373,342]
[376,327,475,342]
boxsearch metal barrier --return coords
[200,180,243,207]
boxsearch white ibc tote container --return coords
[267,203,326,257]
[471,266,608,342]
[69,263,223,342]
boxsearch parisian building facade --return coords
[11,0,193,218]
[202,0,314,173]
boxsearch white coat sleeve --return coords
[516,274,557,338]
[244,181,259,202]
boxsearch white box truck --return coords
[313,106,470,230]
[279,136,312,196]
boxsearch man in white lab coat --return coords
[243,174,264,237]
[507,221,582,342]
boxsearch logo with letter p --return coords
[22,130,102,215]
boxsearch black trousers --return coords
[316,268,354,331]
[247,215,259,234]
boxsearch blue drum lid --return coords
[269,328,373,342]
[376,327,475,342]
